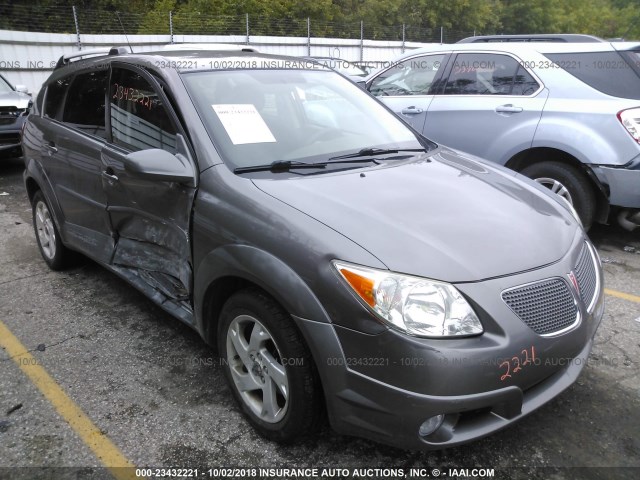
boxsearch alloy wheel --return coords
[226,314,289,423]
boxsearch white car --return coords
[0,73,31,158]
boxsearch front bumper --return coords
[306,332,596,450]
[594,158,640,209]
[294,233,604,450]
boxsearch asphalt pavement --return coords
[1,155,639,480]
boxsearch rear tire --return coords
[218,288,322,443]
[32,191,72,270]
[521,161,596,230]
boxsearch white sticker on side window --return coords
[212,104,276,145]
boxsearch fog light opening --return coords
[418,414,445,437]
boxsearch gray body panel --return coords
[254,147,576,282]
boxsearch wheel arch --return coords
[505,147,609,223]
[24,175,40,203]
[194,244,331,350]
[23,159,67,234]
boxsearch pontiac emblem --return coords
[568,271,580,295]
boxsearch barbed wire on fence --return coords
[0,2,477,44]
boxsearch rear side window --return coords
[544,51,640,99]
[444,53,538,95]
[512,66,540,96]
[44,76,71,119]
[62,71,108,138]
[109,68,178,153]
[369,54,446,96]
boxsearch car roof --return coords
[306,56,353,61]
[49,48,334,82]
[400,40,640,59]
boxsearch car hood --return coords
[253,147,578,282]
[0,91,30,108]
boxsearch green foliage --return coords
[1,0,639,40]
[499,0,639,39]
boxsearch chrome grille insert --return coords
[502,278,578,336]
[574,242,598,311]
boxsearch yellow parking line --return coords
[0,320,140,480]
[605,288,640,304]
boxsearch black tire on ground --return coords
[31,190,72,270]
[218,288,323,443]
[521,161,596,230]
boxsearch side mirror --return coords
[355,80,367,89]
[15,85,29,94]
[124,148,195,187]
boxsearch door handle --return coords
[495,104,523,114]
[102,168,118,183]
[45,142,57,155]
[401,107,424,115]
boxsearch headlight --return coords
[333,261,483,337]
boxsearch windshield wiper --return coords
[329,147,426,161]
[234,160,327,174]
[234,157,387,174]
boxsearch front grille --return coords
[0,132,20,146]
[502,278,578,335]
[574,243,598,309]
[0,107,21,127]
[0,106,19,114]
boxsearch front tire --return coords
[521,161,596,230]
[218,288,322,443]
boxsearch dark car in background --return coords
[22,47,603,450]
[0,73,31,158]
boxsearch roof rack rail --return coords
[162,43,259,52]
[54,47,128,70]
[456,34,605,44]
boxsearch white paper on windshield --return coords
[212,104,276,145]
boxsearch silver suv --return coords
[366,41,640,230]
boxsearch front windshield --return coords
[182,69,423,170]
[0,76,13,93]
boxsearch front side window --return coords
[444,53,534,95]
[182,69,423,170]
[62,70,108,137]
[369,54,446,96]
[109,68,177,153]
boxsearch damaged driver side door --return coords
[101,65,197,315]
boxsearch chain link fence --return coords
[0,2,476,44]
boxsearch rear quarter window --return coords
[544,51,640,99]
[44,76,71,119]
